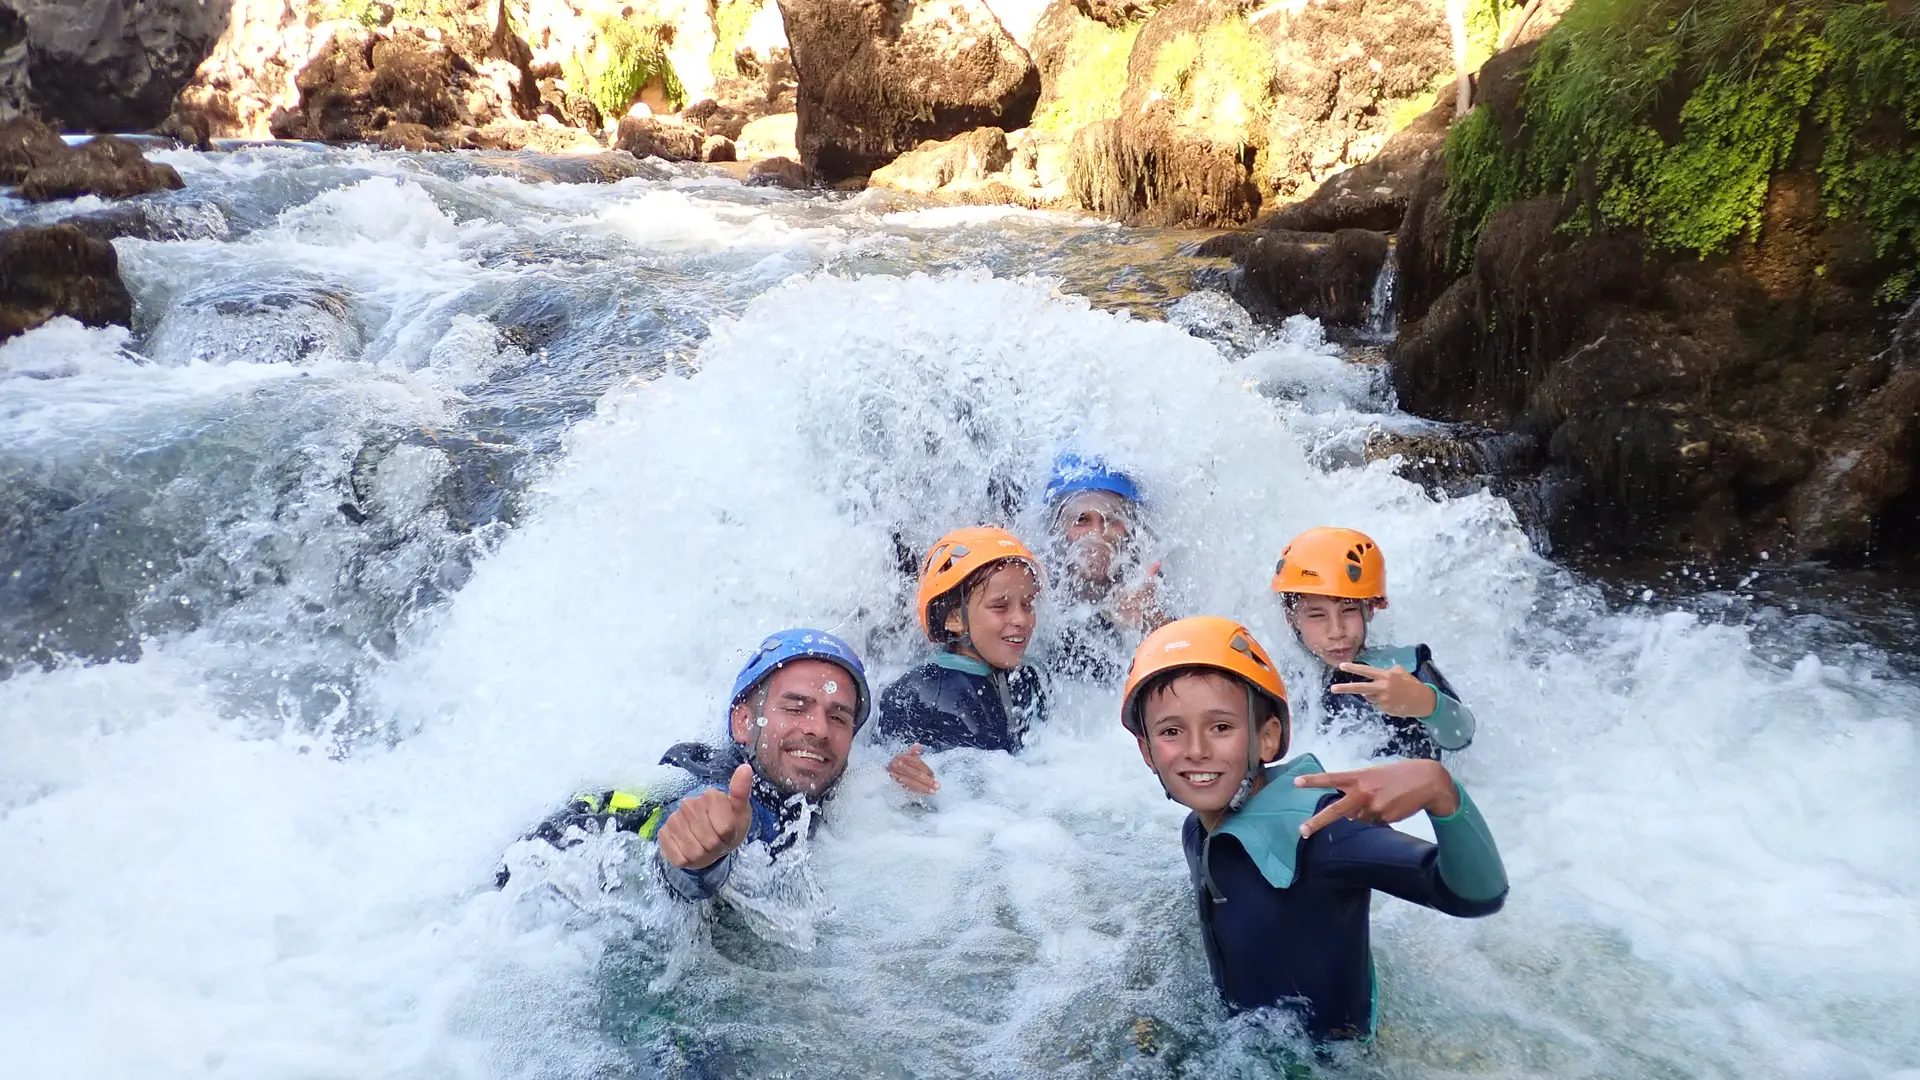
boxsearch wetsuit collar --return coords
[1205,754,1328,893]
[931,649,996,677]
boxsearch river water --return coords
[1,146,1916,1080]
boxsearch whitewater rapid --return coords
[1,146,1916,1080]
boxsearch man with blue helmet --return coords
[1044,452,1169,682]
[498,629,871,904]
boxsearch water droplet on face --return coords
[823,679,838,694]
[756,716,768,728]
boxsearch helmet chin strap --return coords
[1227,685,1264,812]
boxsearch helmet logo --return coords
[1299,568,1320,579]
[1163,640,1191,652]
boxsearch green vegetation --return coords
[1034,20,1142,133]
[711,0,762,78]
[565,16,687,119]
[1442,0,1920,300]
[1146,16,1277,145]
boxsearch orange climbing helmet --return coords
[916,526,1043,640]
[1270,527,1387,602]
[1120,616,1290,737]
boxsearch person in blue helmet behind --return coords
[1042,452,1170,683]
[498,629,871,906]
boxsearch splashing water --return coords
[1,147,1916,1080]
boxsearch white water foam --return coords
[2,179,1916,1080]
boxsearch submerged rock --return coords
[746,153,807,188]
[0,223,134,342]
[778,0,1039,181]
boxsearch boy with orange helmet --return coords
[1123,617,1508,1041]
[879,526,1049,794]
[1271,527,1475,760]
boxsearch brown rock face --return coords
[14,131,184,202]
[0,223,133,341]
[266,26,533,145]
[777,0,1040,182]
[1064,0,1450,228]
[1384,114,1908,561]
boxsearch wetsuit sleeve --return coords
[1413,645,1476,751]
[1309,788,1507,916]
[494,789,665,888]
[652,789,735,902]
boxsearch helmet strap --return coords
[1227,684,1263,811]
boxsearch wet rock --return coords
[615,115,703,161]
[15,133,184,201]
[1384,49,1910,561]
[777,0,1039,182]
[1199,227,1388,327]
[1072,0,1174,26]
[56,199,230,242]
[0,112,63,182]
[0,223,133,342]
[3,0,230,131]
[1790,300,1920,557]
[870,126,1011,197]
[746,154,807,188]
[701,134,737,162]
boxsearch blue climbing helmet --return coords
[1045,451,1143,506]
[728,628,873,730]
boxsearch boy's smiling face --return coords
[1287,594,1371,668]
[1136,671,1284,820]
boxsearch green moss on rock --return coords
[1033,19,1140,133]
[1444,0,1920,300]
[566,16,686,119]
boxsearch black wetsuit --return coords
[876,650,1047,753]
[1183,755,1508,1041]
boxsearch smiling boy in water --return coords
[1123,617,1508,1041]
[1272,527,1474,760]
[880,526,1048,794]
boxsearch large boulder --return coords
[16,132,184,201]
[1197,227,1390,327]
[777,0,1040,181]
[3,0,230,131]
[0,224,133,341]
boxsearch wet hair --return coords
[1134,668,1287,760]
[929,558,1032,644]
